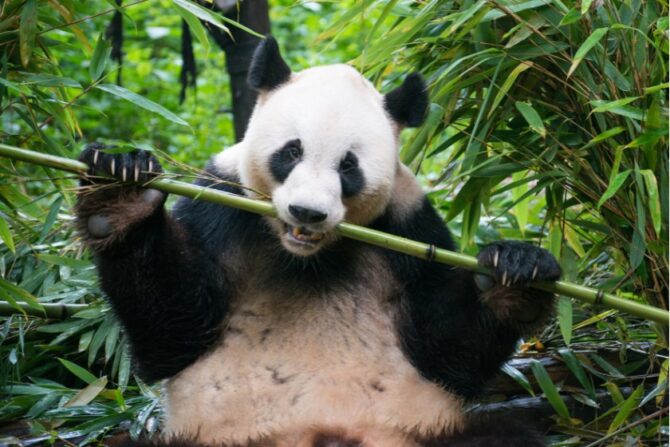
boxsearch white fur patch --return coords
[238,64,398,227]
[164,253,464,445]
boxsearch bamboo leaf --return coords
[57,358,98,384]
[559,348,595,398]
[607,385,643,433]
[564,225,586,257]
[640,170,661,237]
[548,220,563,259]
[559,8,581,26]
[175,4,211,55]
[624,128,669,148]
[558,297,573,345]
[515,101,546,137]
[38,196,63,243]
[444,0,488,37]
[502,364,535,396]
[48,0,92,53]
[488,61,533,118]
[583,127,625,148]
[0,277,43,312]
[581,0,594,15]
[592,354,625,379]
[644,82,670,95]
[590,97,640,114]
[0,215,15,254]
[104,322,121,363]
[511,171,529,235]
[639,379,668,408]
[64,376,108,407]
[37,254,90,269]
[118,342,131,389]
[171,0,232,37]
[530,360,570,419]
[88,318,113,367]
[656,359,668,406]
[90,33,112,81]
[19,0,37,67]
[590,100,645,120]
[597,170,630,209]
[96,84,190,127]
[567,27,608,77]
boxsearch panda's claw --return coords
[477,241,561,289]
[79,144,163,184]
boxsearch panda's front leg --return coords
[76,144,230,382]
[475,241,561,330]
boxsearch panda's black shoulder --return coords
[171,161,264,254]
[371,195,457,284]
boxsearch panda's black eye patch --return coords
[339,151,365,198]
[270,139,302,183]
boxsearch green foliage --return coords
[0,0,667,445]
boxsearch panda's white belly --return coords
[164,282,464,446]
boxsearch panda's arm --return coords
[76,148,239,382]
[374,198,558,398]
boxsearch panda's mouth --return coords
[284,223,325,245]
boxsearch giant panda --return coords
[75,37,561,447]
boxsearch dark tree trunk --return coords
[207,0,270,141]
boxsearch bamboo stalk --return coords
[0,143,668,325]
[0,301,88,319]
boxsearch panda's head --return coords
[239,37,428,257]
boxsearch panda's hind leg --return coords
[422,413,546,447]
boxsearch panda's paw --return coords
[475,241,559,326]
[476,241,560,290]
[75,143,166,250]
[79,142,163,184]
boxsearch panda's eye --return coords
[286,145,301,161]
[280,140,302,162]
[339,154,358,173]
[270,139,302,183]
[339,151,365,198]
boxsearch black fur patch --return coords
[384,73,429,127]
[89,163,268,382]
[248,36,291,91]
[372,198,551,398]
[269,139,302,183]
[339,151,365,198]
[423,412,546,447]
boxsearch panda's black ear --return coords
[248,36,291,91]
[384,73,429,128]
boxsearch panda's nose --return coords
[289,205,328,224]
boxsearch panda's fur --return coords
[75,37,560,447]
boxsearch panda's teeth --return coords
[287,225,324,242]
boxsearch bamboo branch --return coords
[0,143,668,325]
